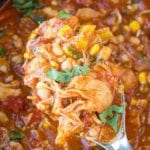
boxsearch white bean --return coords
[11,55,23,64]
[36,82,47,89]
[52,43,63,56]
[12,35,23,49]
[4,75,14,83]
[42,7,58,17]
[10,141,24,150]
[37,88,51,100]
[61,58,73,71]
[0,112,8,123]
[130,36,140,45]
[0,65,8,73]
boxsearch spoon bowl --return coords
[91,84,132,150]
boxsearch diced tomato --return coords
[21,108,42,126]
[1,96,28,113]
[80,112,93,128]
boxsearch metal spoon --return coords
[92,85,132,150]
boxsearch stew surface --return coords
[0,0,150,150]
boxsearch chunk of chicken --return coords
[0,81,21,100]
[63,76,113,113]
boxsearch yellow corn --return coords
[76,36,88,50]
[20,126,26,131]
[138,72,147,84]
[29,32,37,40]
[63,47,73,56]
[130,98,137,106]
[89,44,100,56]
[24,51,31,59]
[58,25,72,37]
[129,20,141,33]
[50,61,59,68]
[124,25,130,32]
[42,118,50,129]
[97,27,113,41]
[80,25,96,34]
[99,46,112,60]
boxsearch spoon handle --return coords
[93,133,132,150]
[110,134,132,150]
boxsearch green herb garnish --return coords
[58,10,71,19]
[12,0,43,17]
[69,49,82,59]
[0,31,5,38]
[33,15,47,24]
[47,69,71,83]
[72,65,90,76]
[46,65,90,83]
[10,130,25,141]
[99,105,124,132]
[0,47,6,57]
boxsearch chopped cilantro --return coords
[46,65,90,83]
[99,105,124,132]
[12,0,43,17]
[10,130,25,141]
[0,31,5,38]
[72,65,90,76]
[69,49,82,59]
[33,15,47,24]
[107,114,121,133]
[58,10,71,19]
[47,69,71,83]
[0,47,6,57]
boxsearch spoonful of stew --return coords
[22,10,132,149]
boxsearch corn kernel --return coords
[58,25,72,37]
[63,47,73,56]
[138,72,147,84]
[98,46,112,60]
[97,27,113,41]
[50,61,59,68]
[29,32,37,40]
[130,98,137,106]
[52,108,59,115]
[20,126,26,131]
[76,36,88,50]
[124,25,130,32]
[42,118,50,129]
[89,44,100,56]
[24,52,31,59]
[80,25,96,34]
[129,20,141,33]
